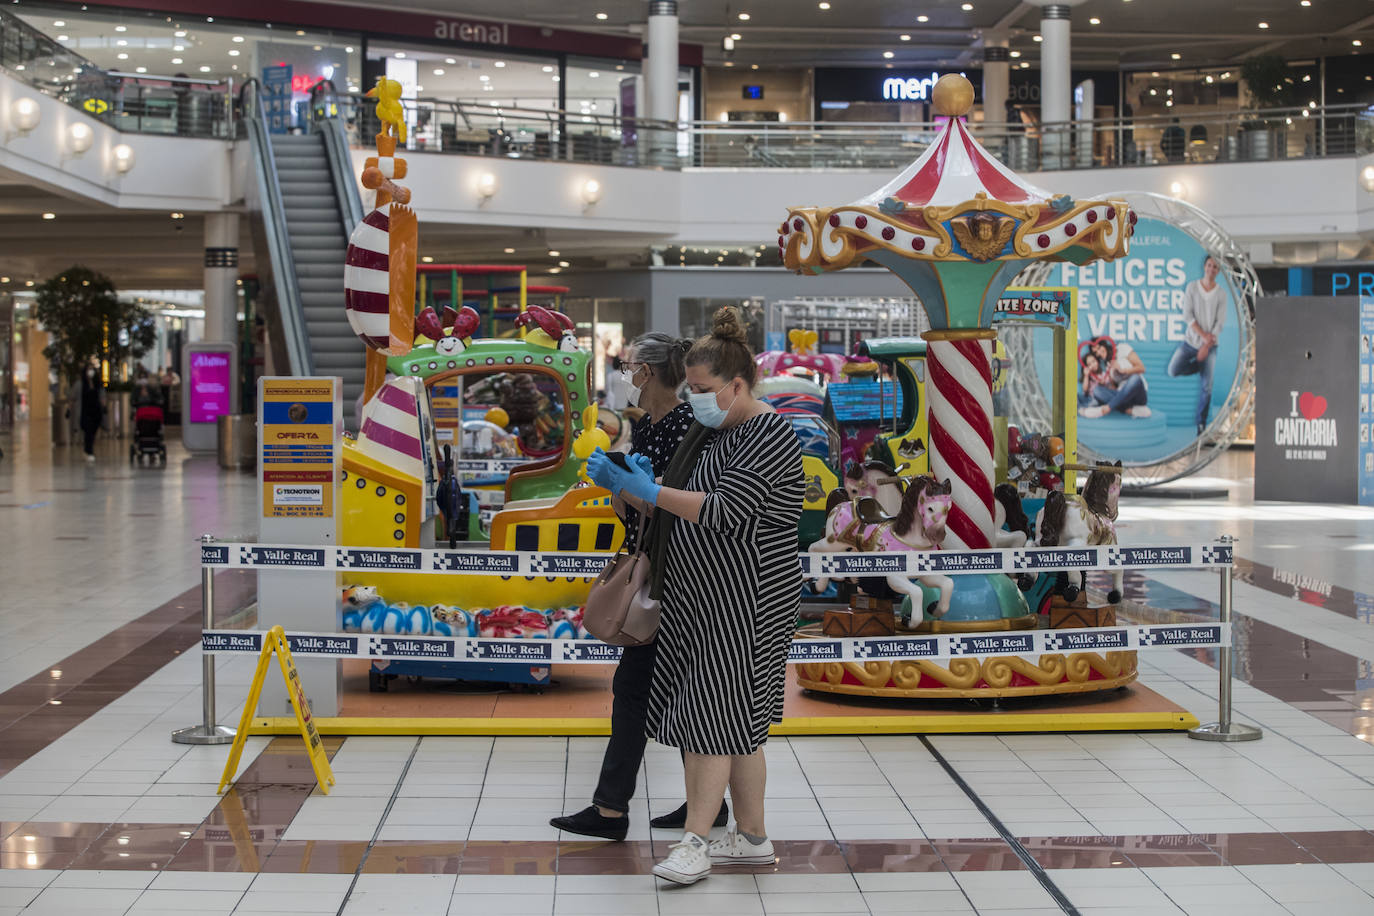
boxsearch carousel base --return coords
[795,651,1138,699]
[243,657,1195,736]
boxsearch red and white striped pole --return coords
[924,330,996,551]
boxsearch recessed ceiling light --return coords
[1033,34,1043,42]
[174,30,186,37]
[115,24,127,32]
[724,61,734,67]
[596,11,608,19]
[1258,21,1269,29]
[395,52,406,58]
[738,11,751,20]
[730,32,742,40]
[1355,39,1365,46]
[589,70,599,77]
[917,15,929,22]
[445,57,456,64]
[24,280,34,287]
[1171,52,1182,59]
[313,45,322,51]
[116,39,127,46]
[1089,17,1101,25]
[1205,74,1214,83]
[174,44,185,51]
[232,35,244,42]
[135,66,146,72]
[346,46,354,53]
[170,211,185,219]
[57,35,68,41]
[548,250,560,256]
[495,61,506,67]
[199,65,210,72]
[229,49,239,56]
[900,34,911,41]
[1020,61,1030,68]
[421,256,433,263]
[819,1,830,8]
[961,2,973,9]
[42,212,56,220]
[552,75,560,82]
[1009,50,1021,58]
[117,52,128,59]
[1301,0,1311,6]
[479,74,489,81]
[433,68,444,75]
[504,247,516,254]
[543,65,554,72]
[52,19,65,26]
[558,260,570,268]
[751,63,759,69]
[295,30,306,36]
[171,57,182,64]
[882,50,894,58]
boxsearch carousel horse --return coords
[993,483,1031,548]
[1031,462,1124,604]
[809,476,956,621]
[842,459,905,519]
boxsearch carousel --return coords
[783,75,1139,699]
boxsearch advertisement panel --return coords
[1033,216,1243,465]
[187,350,233,424]
[260,379,337,519]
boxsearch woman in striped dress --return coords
[587,307,804,885]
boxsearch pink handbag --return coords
[582,515,661,646]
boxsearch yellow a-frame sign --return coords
[218,625,335,795]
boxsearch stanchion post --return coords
[172,535,238,745]
[1189,535,1262,742]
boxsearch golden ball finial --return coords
[932,74,975,118]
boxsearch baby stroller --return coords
[130,404,167,465]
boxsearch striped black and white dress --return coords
[647,411,804,756]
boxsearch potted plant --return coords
[33,266,155,443]
[1239,54,1301,161]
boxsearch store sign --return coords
[995,289,1072,329]
[1033,216,1242,466]
[433,17,510,46]
[1254,297,1366,504]
[882,72,944,102]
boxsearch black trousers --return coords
[81,425,98,456]
[591,640,657,814]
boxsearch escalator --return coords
[242,84,366,412]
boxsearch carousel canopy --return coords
[780,75,1134,274]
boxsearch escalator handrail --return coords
[240,78,312,376]
[315,102,364,239]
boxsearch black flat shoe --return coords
[550,805,629,841]
[649,800,729,830]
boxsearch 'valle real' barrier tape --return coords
[201,622,1231,666]
[201,541,1233,579]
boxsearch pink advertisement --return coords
[188,351,232,424]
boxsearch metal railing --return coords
[306,87,1372,173]
[0,5,233,138]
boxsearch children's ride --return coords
[1032,463,1124,605]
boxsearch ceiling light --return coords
[750,63,759,69]
[1205,74,1213,83]
[115,25,127,32]
[0,277,7,283]
[1258,21,1269,29]
[135,66,147,73]
[883,50,895,58]
[171,57,182,64]
[1360,164,1374,192]
[552,75,560,82]
[10,97,40,133]
[730,33,742,40]
[476,171,497,199]
[596,11,608,19]
[479,74,489,81]
[57,35,68,41]
[445,57,456,64]
[228,50,239,56]
[724,61,734,67]
[112,143,135,173]
[421,256,433,263]
[1301,0,1311,6]
[42,212,55,220]
[313,45,322,51]
[1009,50,1021,58]
[1020,61,1030,68]
[24,280,34,287]
[346,46,355,53]
[738,12,751,20]
[548,250,561,257]
[295,29,306,36]
[1171,52,1181,59]
[1167,88,1173,95]
[900,34,911,41]
[395,52,406,58]
[67,122,93,154]
[170,211,185,219]
[53,19,65,26]
[589,71,599,77]
[962,3,974,10]
[1355,39,1364,47]
[1033,34,1043,42]
[917,15,929,22]
[504,247,516,254]
[433,68,444,75]
[1168,180,1187,199]
[1149,88,1157,95]
[116,39,127,46]
[117,53,128,60]
[1089,17,1101,25]
[558,260,570,268]
[174,30,186,37]
[232,35,244,42]
[174,44,184,51]
[818,1,830,8]
[199,65,210,72]
[495,61,506,67]
[542,65,554,72]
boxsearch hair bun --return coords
[710,307,749,347]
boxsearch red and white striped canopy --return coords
[854,118,1052,210]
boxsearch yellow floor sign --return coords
[218,625,335,795]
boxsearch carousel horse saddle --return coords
[855,496,894,526]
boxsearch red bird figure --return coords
[515,305,578,351]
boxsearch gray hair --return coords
[631,332,693,389]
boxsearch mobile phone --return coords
[606,452,631,470]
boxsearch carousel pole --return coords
[923,329,997,550]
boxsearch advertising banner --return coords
[1361,297,1374,504]
[260,379,337,519]
[188,351,232,424]
[1034,215,1243,465]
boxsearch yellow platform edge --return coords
[250,710,1199,737]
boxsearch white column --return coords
[203,212,240,345]
[1029,1,1079,168]
[645,0,679,123]
[982,36,1010,133]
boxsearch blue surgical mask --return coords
[688,385,737,428]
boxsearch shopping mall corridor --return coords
[5,438,1374,914]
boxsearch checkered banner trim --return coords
[200,542,1235,578]
[200,623,1230,665]
[455,459,528,476]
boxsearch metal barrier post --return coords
[1189,535,1262,742]
[172,535,237,745]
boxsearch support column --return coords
[922,329,996,551]
[1030,1,1075,169]
[982,38,1011,163]
[645,0,679,163]
[203,212,240,345]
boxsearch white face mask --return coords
[688,384,738,428]
[623,367,644,407]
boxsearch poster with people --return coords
[1032,216,1242,465]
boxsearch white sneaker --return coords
[653,832,711,885]
[1128,405,1152,418]
[1078,405,1107,419]
[709,829,776,866]
[84,453,96,463]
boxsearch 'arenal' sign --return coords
[434,18,509,45]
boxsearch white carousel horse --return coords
[808,476,956,620]
[1031,462,1124,604]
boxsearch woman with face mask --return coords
[551,331,703,842]
[586,308,804,885]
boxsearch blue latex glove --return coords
[585,449,623,492]
[618,453,662,506]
